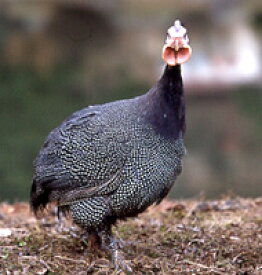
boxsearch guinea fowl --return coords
[30,20,192,272]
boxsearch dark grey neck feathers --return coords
[140,65,186,139]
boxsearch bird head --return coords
[162,20,192,66]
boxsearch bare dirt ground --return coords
[0,197,261,275]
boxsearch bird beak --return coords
[174,39,180,52]
[162,41,192,66]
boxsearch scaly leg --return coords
[98,225,132,274]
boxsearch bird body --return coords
[30,20,192,272]
[32,66,185,227]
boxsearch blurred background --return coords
[0,0,261,202]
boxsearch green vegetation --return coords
[234,86,262,137]
[0,64,87,201]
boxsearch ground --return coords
[0,197,261,275]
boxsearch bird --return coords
[30,20,192,272]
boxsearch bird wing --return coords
[58,170,122,205]
[33,104,131,203]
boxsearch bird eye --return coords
[167,32,171,39]
[183,34,188,42]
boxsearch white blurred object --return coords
[233,23,260,80]
[0,228,12,237]
[184,22,261,88]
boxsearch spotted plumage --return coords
[32,84,185,221]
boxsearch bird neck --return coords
[142,64,186,138]
[158,65,183,96]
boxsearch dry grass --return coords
[0,197,261,274]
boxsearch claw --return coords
[114,237,126,249]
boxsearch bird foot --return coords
[112,249,132,274]
[98,226,132,274]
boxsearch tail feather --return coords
[30,179,52,214]
[30,175,96,214]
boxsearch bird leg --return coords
[98,225,132,274]
[88,231,101,251]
